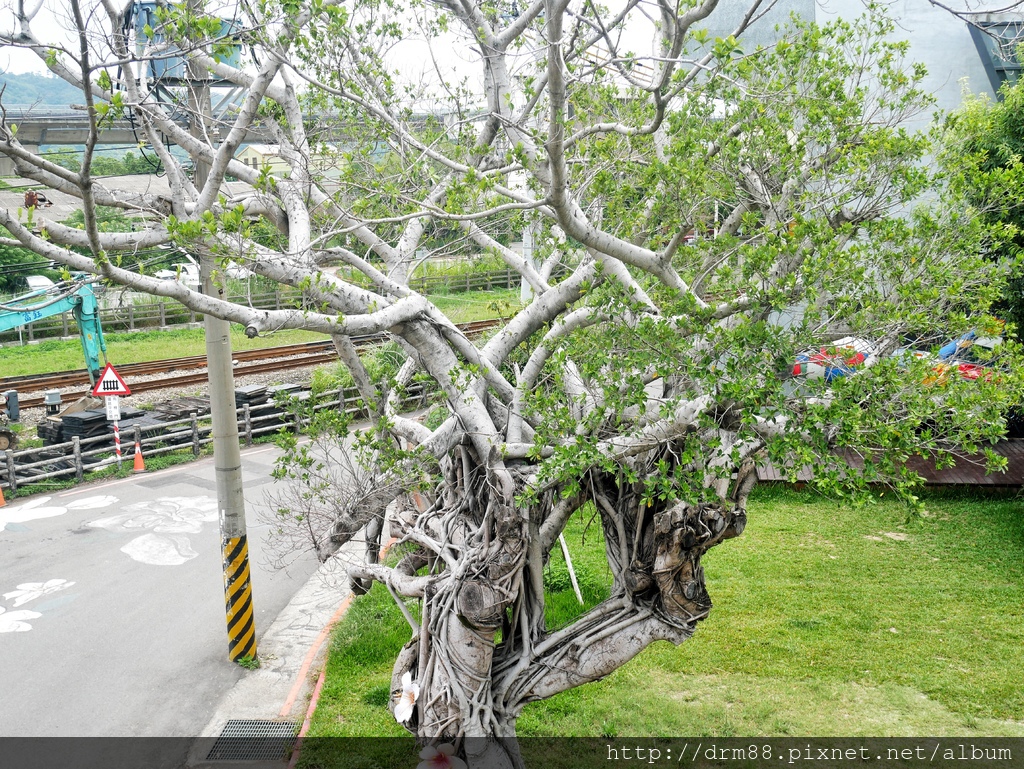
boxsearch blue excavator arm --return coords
[0,279,107,384]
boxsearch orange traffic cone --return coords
[133,441,146,473]
[0,485,6,507]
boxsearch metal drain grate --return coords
[205,719,298,762]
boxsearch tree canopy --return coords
[941,75,1024,336]
[0,232,57,293]
[48,148,163,176]
[1,1,1021,765]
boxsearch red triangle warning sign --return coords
[91,364,131,396]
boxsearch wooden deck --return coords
[757,440,1024,487]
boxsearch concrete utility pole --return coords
[188,40,257,663]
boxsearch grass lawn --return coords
[0,327,326,377]
[429,289,521,324]
[0,290,521,377]
[307,486,1024,739]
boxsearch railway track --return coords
[1,340,337,393]
[3,318,501,410]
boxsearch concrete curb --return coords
[188,537,364,767]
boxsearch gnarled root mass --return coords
[345,442,752,769]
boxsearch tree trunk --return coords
[391,564,526,769]
[384,460,749,769]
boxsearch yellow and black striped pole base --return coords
[223,535,257,662]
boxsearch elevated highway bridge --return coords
[0,105,273,177]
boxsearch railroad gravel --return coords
[11,357,331,438]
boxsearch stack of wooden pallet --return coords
[149,396,211,421]
[234,385,269,408]
[40,407,161,446]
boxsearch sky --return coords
[0,0,501,121]
[0,0,655,85]
[1,0,63,75]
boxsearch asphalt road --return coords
[0,444,321,737]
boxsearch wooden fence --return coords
[0,383,428,493]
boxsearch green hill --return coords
[0,71,85,107]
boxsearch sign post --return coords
[92,364,131,467]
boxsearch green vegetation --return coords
[62,205,138,233]
[941,77,1024,337]
[48,149,162,176]
[430,289,520,323]
[235,654,261,670]
[307,487,1024,738]
[409,253,507,280]
[0,227,60,293]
